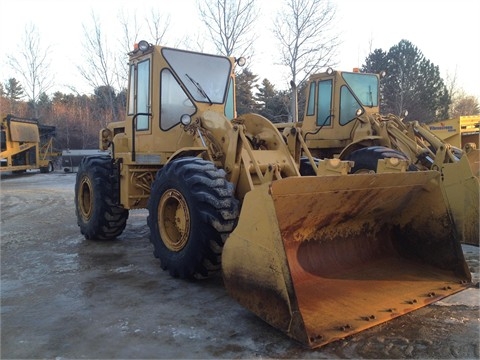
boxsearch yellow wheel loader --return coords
[75,42,472,349]
[279,69,479,246]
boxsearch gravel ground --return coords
[1,170,478,359]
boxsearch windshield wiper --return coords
[185,74,212,105]
[367,85,373,107]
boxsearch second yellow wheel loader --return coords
[279,68,479,246]
[75,42,472,349]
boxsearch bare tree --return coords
[117,9,171,88]
[273,0,339,87]
[7,23,53,117]
[78,12,118,123]
[443,68,472,117]
[79,13,116,90]
[180,33,207,53]
[198,0,258,57]
[118,9,142,55]
[445,68,459,100]
[117,10,142,89]
[118,8,170,53]
[450,92,480,117]
[147,9,171,46]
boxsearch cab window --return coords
[127,59,150,131]
[160,69,196,131]
[316,80,332,126]
[225,79,235,119]
[339,86,362,125]
[136,60,150,130]
[306,81,316,116]
[342,72,378,107]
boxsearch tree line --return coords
[2,0,478,151]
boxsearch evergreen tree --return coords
[5,78,25,101]
[36,92,52,119]
[361,49,388,109]
[362,40,450,122]
[256,79,277,118]
[362,49,388,74]
[94,85,118,125]
[256,79,290,123]
[235,68,258,115]
[4,78,25,113]
[272,90,291,123]
[94,86,116,111]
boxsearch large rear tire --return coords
[147,157,239,279]
[346,146,414,174]
[75,156,129,240]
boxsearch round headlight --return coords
[180,114,191,126]
[236,57,246,67]
[356,108,363,116]
[138,40,150,52]
[326,67,334,75]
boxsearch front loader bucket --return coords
[439,154,479,246]
[222,171,471,349]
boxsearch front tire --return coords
[346,146,414,173]
[299,156,320,176]
[75,156,129,240]
[147,157,239,279]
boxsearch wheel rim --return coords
[158,189,190,252]
[78,176,93,220]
